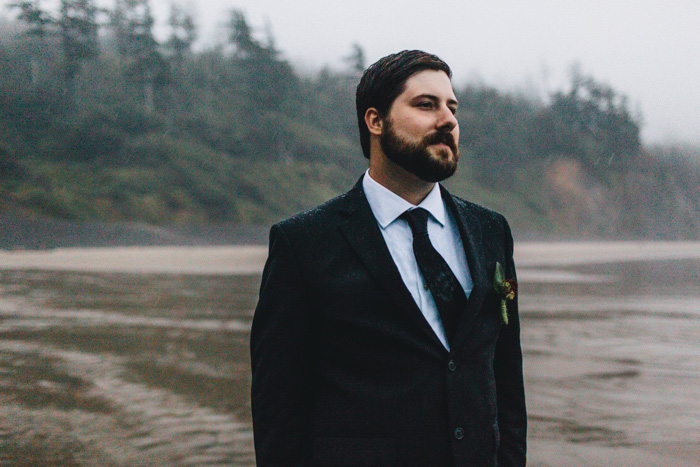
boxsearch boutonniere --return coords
[493,262,517,325]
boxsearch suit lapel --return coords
[440,186,491,352]
[337,179,445,348]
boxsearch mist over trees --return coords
[0,1,698,239]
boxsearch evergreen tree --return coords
[161,4,197,127]
[549,69,641,170]
[111,0,165,111]
[227,9,294,112]
[8,0,52,36]
[343,43,366,74]
[226,9,297,160]
[7,0,54,87]
[58,0,99,102]
[165,4,196,68]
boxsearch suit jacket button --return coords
[454,427,464,440]
[448,359,456,372]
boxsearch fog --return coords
[2,0,699,147]
[141,0,700,146]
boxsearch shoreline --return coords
[0,241,698,275]
[0,245,268,275]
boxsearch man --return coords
[251,50,526,466]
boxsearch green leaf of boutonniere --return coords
[493,262,517,325]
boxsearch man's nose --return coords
[436,105,458,132]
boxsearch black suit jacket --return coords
[250,177,526,467]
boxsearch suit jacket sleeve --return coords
[494,216,527,466]
[250,224,313,466]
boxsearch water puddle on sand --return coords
[0,256,699,466]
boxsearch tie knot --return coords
[401,208,430,236]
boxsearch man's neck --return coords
[368,158,435,206]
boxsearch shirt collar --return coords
[362,170,447,229]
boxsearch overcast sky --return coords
[4,0,700,146]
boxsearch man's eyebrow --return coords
[411,94,459,106]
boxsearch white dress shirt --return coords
[362,171,473,350]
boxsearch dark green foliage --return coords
[0,143,27,185]
[9,1,53,38]
[456,72,642,184]
[62,107,127,161]
[547,72,641,171]
[111,104,165,135]
[111,0,167,111]
[165,4,196,62]
[19,104,167,163]
[0,87,67,141]
[456,86,537,180]
[59,0,100,90]
[343,43,366,73]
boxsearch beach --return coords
[1,240,699,273]
[1,241,699,465]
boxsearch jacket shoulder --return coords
[450,193,509,227]
[272,189,356,239]
[446,191,514,255]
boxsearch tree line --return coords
[1,0,643,169]
[4,0,693,239]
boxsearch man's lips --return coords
[426,134,456,153]
[429,140,455,152]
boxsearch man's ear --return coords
[364,107,383,136]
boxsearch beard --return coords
[379,118,459,183]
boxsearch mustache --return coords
[424,132,457,152]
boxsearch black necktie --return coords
[401,208,466,344]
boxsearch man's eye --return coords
[417,102,433,109]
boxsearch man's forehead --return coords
[400,70,456,100]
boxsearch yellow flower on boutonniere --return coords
[493,262,517,325]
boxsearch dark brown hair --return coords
[355,50,452,158]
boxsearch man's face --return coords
[379,70,459,183]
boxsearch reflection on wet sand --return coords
[0,272,258,466]
[0,243,699,466]
[522,257,700,466]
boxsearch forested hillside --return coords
[1,0,698,241]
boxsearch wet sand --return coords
[1,241,698,274]
[0,245,269,275]
[1,241,699,465]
